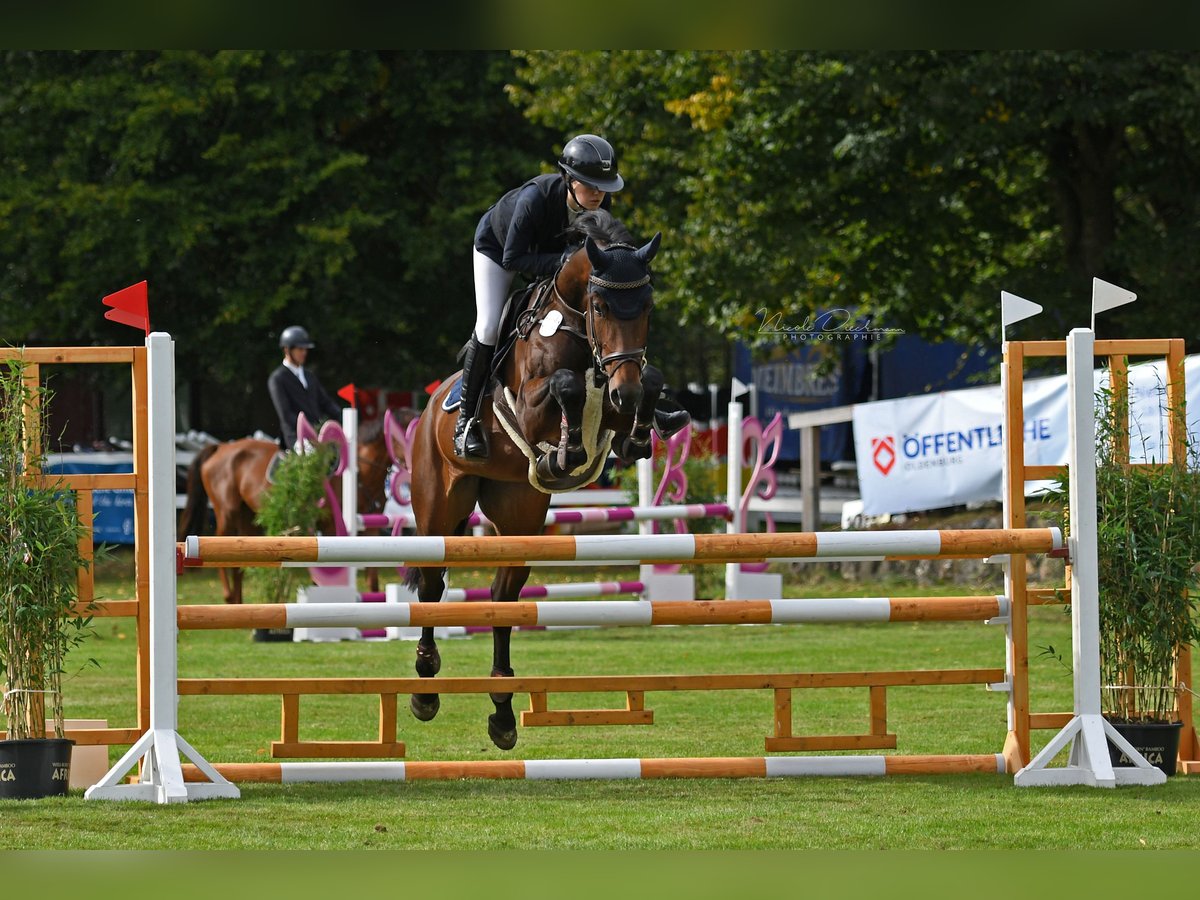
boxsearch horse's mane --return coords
[563,209,635,247]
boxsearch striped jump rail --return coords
[361,580,647,603]
[181,753,1007,784]
[176,596,1010,630]
[181,528,1063,568]
[359,502,734,532]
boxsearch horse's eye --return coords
[593,300,607,318]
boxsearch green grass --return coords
[1,548,1198,850]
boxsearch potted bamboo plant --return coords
[1065,384,1200,775]
[0,359,93,798]
[247,441,336,641]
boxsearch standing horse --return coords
[406,210,676,750]
[178,416,397,604]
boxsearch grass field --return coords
[1,548,1197,850]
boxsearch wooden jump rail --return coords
[177,669,1006,763]
[180,528,1063,567]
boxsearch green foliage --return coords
[0,359,94,739]
[248,443,335,604]
[512,51,1200,351]
[1053,383,1200,722]
[0,51,554,433]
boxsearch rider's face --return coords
[286,346,309,365]
[570,180,606,211]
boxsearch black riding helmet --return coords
[558,134,624,193]
[279,325,315,349]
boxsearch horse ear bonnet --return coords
[587,236,658,320]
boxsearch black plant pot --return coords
[253,627,294,643]
[0,738,74,799]
[1108,720,1183,777]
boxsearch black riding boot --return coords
[453,337,495,459]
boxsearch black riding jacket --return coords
[474,173,612,278]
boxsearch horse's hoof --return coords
[415,644,441,678]
[410,693,440,721]
[488,715,518,751]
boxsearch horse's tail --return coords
[177,443,219,541]
[403,566,422,592]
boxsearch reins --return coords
[530,248,649,383]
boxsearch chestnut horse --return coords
[406,210,674,750]
[178,416,398,604]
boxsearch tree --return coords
[0,50,554,436]
[511,51,1200,351]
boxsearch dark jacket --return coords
[267,364,342,449]
[473,173,613,278]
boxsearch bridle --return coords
[540,245,650,384]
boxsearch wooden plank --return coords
[765,734,897,752]
[1094,339,1176,356]
[520,709,654,726]
[37,473,138,491]
[177,668,1006,696]
[270,741,406,759]
[73,599,140,617]
[1026,588,1069,606]
[1,346,137,364]
[76,490,94,608]
[1020,341,1066,358]
[179,606,288,630]
[0,726,142,745]
[626,691,644,712]
[1024,464,1065,481]
[379,694,398,744]
[281,694,299,744]
[1004,340,1032,768]
[650,600,773,625]
[1029,712,1073,729]
[773,689,792,739]
[869,685,888,736]
[527,692,548,714]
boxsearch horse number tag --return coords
[539,310,563,337]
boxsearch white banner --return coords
[853,355,1200,517]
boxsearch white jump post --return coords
[86,332,239,803]
[1014,321,1164,786]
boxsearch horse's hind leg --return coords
[485,564,532,751]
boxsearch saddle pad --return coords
[440,373,464,412]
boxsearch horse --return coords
[405,209,677,750]
[178,415,399,604]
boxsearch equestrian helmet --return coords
[558,134,624,193]
[279,325,315,349]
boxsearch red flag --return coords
[337,383,357,407]
[424,379,442,396]
[102,281,150,334]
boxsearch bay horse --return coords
[178,415,398,604]
[406,210,676,750]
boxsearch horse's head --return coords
[570,231,661,415]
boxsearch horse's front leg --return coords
[612,363,666,461]
[486,565,531,750]
[535,368,588,482]
[409,565,445,721]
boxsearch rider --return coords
[457,134,624,459]
[267,325,343,451]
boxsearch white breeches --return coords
[472,248,513,345]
